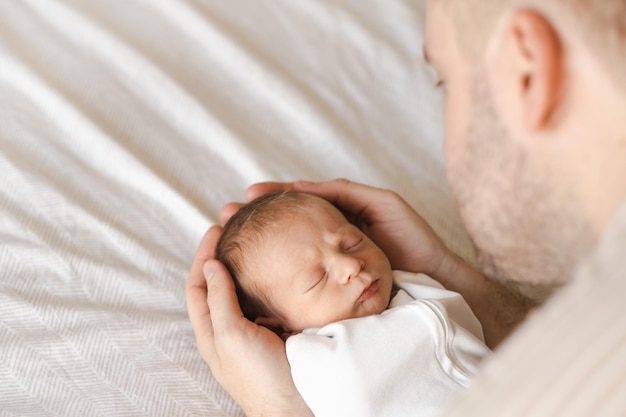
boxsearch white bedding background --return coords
[0,1,474,416]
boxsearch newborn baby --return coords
[216,192,490,417]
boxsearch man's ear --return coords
[490,9,563,130]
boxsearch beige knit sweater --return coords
[442,203,626,417]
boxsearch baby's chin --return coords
[352,302,387,322]
[359,284,393,317]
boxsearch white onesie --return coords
[286,270,491,417]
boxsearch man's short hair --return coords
[441,0,626,91]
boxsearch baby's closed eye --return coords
[304,270,327,293]
[343,237,363,252]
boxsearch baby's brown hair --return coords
[215,192,307,322]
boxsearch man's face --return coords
[424,1,591,296]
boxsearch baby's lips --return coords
[357,279,379,302]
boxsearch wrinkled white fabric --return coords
[0,1,468,416]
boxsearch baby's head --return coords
[215,192,394,333]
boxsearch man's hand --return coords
[247,179,450,276]
[246,179,534,348]
[186,226,313,417]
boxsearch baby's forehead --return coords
[279,197,346,230]
[240,196,353,292]
[293,193,344,217]
[249,196,343,249]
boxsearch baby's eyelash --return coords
[344,237,363,251]
[306,272,326,293]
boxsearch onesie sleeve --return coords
[391,270,486,343]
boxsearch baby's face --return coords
[249,195,394,332]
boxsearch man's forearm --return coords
[430,253,536,348]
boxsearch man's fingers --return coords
[197,225,222,261]
[294,178,392,216]
[220,202,244,226]
[186,226,222,358]
[186,225,222,301]
[186,268,215,354]
[204,259,246,335]
[246,179,397,220]
[246,182,296,202]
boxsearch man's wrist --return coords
[428,249,462,286]
[257,408,313,417]
[246,391,313,417]
[252,404,313,417]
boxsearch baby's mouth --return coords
[357,279,379,302]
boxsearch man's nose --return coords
[333,254,365,285]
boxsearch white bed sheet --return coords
[0,1,474,415]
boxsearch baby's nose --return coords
[335,255,365,284]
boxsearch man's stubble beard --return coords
[447,75,595,302]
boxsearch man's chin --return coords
[475,251,563,304]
